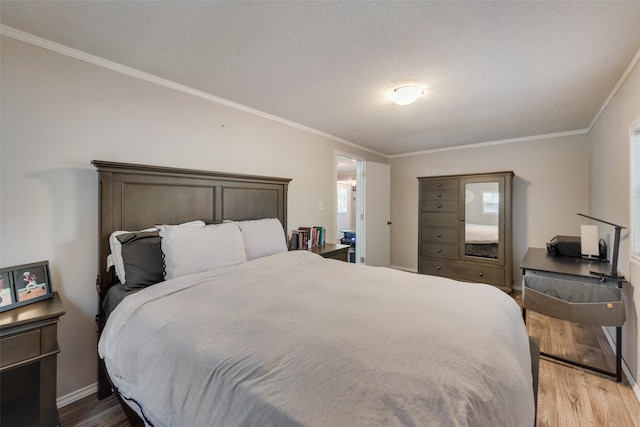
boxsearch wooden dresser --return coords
[0,292,66,426]
[418,172,514,291]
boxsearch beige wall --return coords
[4,29,638,401]
[0,36,386,399]
[390,55,640,384]
[588,57,640,380]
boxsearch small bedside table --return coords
[309,244,350,262]
[1,292,66,426]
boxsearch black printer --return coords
[546,235,607,259]
[546,235,582,257]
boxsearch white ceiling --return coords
[2,1,640,156]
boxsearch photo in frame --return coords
[0,261,53,312]
[0,270,14,311]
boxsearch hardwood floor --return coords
[58,393,130,426]
[59,293,640,426]
[520,291,640,427]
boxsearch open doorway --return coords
[336,154,360,263]
[335,153,390,266]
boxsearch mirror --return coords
[464,181,499,259]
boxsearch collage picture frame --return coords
[0,260,54,313]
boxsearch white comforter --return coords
[99,251,534,427]
[465,223,499,244]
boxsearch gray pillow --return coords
[117,231,164,290]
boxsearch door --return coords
[359,161,391,266]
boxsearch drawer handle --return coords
[437,183,442,187]
[478,272,484,277]
[436,249,442,253]
[437,204,442,208]
[437,194,442,198]
[436,233,442,237]
[436,266,441,270]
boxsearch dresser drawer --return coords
[419,259,505,286]
[420,179,459,192]
[420,212,459,228]
[421,199,459,211]
[422,227,459,244]
[421,243,459,260]
[0,330,41,368]
[421,189,458,203]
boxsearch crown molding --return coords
[3,23,634,160]
[388,129,589,158]
[588,45,640,131]
[0,25,386,158]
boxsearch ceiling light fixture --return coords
[388,85,424,106]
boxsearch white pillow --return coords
[238,218,288,260]
[157,222,247,280]
[107,220,204,284]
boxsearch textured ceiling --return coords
[2,1,640,156]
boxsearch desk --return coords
[520,248,624,381]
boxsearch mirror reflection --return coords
[465,182,499,259]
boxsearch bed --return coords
[94,161,537,427]
[465,223,499,259]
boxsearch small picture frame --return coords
[0,261,54,312]
[0,271,14,311]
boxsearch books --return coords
[290,226,326,249]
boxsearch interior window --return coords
[482,191,499,215]
[337,185,348,214]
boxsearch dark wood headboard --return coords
[92,160,291,397]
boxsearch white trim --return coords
[56,382,97,408]
[589,46,640,131]
[389,264,417,273]
[630,255,640,269]
[388,129,589,158]
[601,327,640,403]
[0,24,386,158]
[630,116,640,262]
[3,23,633,160]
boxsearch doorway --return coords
[335,153,391,266]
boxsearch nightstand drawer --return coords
[323,250,348,262]
[307,244,350,263]
[1,330,40,368]
[0,292,65,426]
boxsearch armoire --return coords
[417,171,514,292]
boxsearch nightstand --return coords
[309,244,350,262]
[1,292,66,426]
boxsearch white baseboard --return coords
[389,265,417,273]
[601,326,640,403]
[57,382,97,408]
